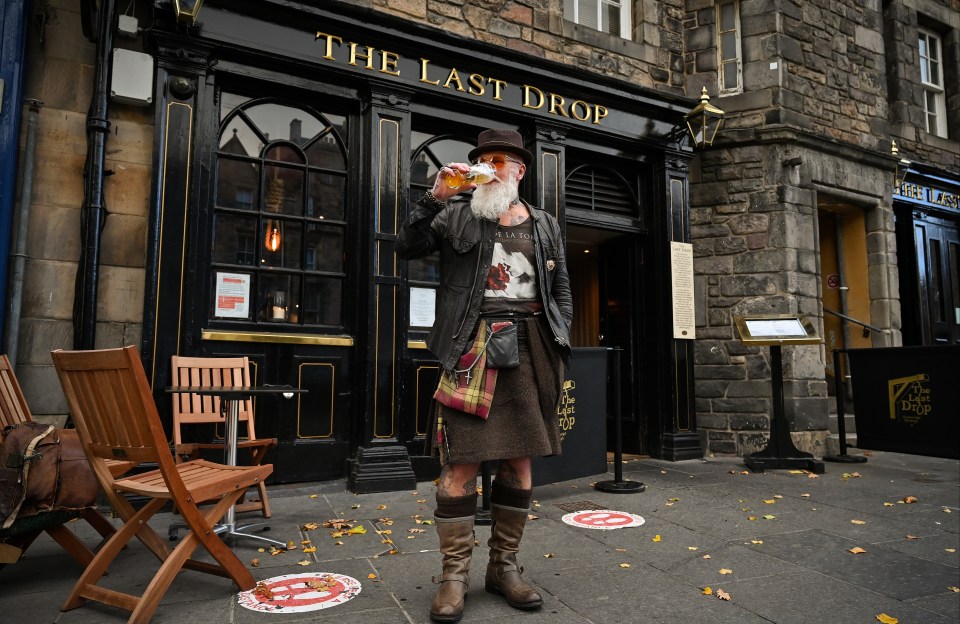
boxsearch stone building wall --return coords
[12,0,151,423]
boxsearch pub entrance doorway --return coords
[567,225,649,456]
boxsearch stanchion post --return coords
[594,347,645,493]
[824,348,867,463]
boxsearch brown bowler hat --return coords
[468,129,533,166]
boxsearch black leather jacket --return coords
[397,196,573,372]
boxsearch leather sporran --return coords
[433,322,498,419]
[486,320,519,369]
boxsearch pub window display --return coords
[212,94,348,328]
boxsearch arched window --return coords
[212,94,349,328]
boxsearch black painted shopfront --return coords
[142,1,702,490]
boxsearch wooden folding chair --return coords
[170,355,276,518]
[52,346,271,624]
[0,354,115,567]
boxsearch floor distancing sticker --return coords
[237,572,361,613]
[561,509,645,530]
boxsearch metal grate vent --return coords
[553,500,607,512]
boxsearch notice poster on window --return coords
[409,287,436,327]
[671,241,696,340]
[215,272,250,318]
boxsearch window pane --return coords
[602,2,621,37]
[213,213,258,265]
[564,0,574,19]
[720,2,736,30]
[721,32,737,60]
[929,59,941,87]
[304,224,344,272]
[259,275,301,323]
[303,277,342,326]
[264,165,304,216]
[927,35,939,61]
[304,134,346,170]
[261,219,301,270]
[220,117,263,156]
[220,92,248,122]
[217,159,259,210]
[920,58,929,84]
[723,63,739,90]
[307,173,346,220]
[244,103,324,146]
[578,0,598,29]
[265,144,304,165]
[409,257,440,283]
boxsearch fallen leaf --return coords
[528,514,539,520]
[763,499,776,504]
[615,548,627,552]
[297,559,310,566]
[652,534,661,542]
[668,498,680,502]
[257,547,266,553]
[619,563,631,568]
[543,553,555,558]
[302,546,317,554]
[416,499,426,503]
[773,495,783,499]
[747,516,757,521]
[377,518,394,525]
[250,558,259,567]
[762,515,776,520]
[254,582,274,600]
[377,504,388,510]
[719,568,733,575]
[368,573,378,579]
[905,535,918,540]
[742,508,751,512]
[902,496,918,504]
[789,470,805,474]
[942,508,952,514]
[308,494,318,499]
[801,493,811,498]
[701,586,713,595]
[346,525,367,535]
[883,502,895,507]
[807,473,819,479]
[862,451,873,456]
[850,472,861,478]
[738,499,746,503]
[334,540,343,546]
[716,588,731,601]
[375,529,393,535]
[946,548,957,553]
[408,528,426,533]
[301,539,312,545]
[323,519,353,530]
[848,546,867,554]
[702,554,711,559]
[875,614,898,624]
[687,546,698,551]
[751,540,763,544]
[947,586,959,593]
[303,522,319,530]
[307,576,337,591]
[287,540,297,550]
[851,519,866,525]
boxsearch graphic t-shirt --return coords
[480,219,543,316]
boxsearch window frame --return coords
[918,27,947,138]
[564,0,631,40]
[716,0,743,95]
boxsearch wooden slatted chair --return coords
[0,354,115,567]
[170,355,276,518]
[52,346,271,624]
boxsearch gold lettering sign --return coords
[894,181,959,209]
[316,31,607,125]
[888,373,932,426]
[557,379,576,442]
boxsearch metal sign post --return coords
[733,315,825,474]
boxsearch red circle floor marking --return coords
[237,572,362,613]
[562,509,645,530]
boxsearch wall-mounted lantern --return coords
[173,0,204,24]
[684,87,725,148]
[891,140,911,188]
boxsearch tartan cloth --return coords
[433,321,499,419]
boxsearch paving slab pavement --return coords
[1,451,957,623]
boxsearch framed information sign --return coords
[733,314,819,346]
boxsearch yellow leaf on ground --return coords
[351,504,360,509]
[368,573,378,579]
[947,587,959,593]
[302,546,317,554]
[850,472,861,478]
[848,547,867,554]
[789,470,805,474]
[946,548,957,553]
[883,502,895,507]
[701,587,713,595]
[851,519,866,525]
[719,568,733,575]
[751,540,763,544]
[774,495,783,499]
[334,540,343,546]
[807,473,819,479]
[257,547,266,553]
[875,614,899,624]
[615,548,627,552]
[687,546,698,551]
[801,493,811,498]
[717,588,731,601]
[543,553,555,558]
[762,515,776,520]
[250,558,259,567]
[528,514,539,520]
[377,518,394,525]
[652,534,661,542]
[346,525,367,535]
[902,496,918,504]
[747,516,757,521]
[942,508,952,513]
[668,498,680,502]
[408,528,426,533]
[308,494,318,499]
[377,504,388,510]
[287,541,297,549]
[417,499,426,503]
[619,563,631,568]
[763,500,776,504]
[703,554,712,559]
[905,535,918,540]
[297,560,310,566]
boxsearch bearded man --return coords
[397,129,573,623]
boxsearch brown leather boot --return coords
[430,515,475,623]
[485,504,542,610]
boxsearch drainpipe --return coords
[73,0,115,349]
[834,215,853,401]
[4,98,42,367]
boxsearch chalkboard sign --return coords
[533,348,608,486]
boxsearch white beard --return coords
[470,175,518,221]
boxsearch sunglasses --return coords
[473,155,523,169]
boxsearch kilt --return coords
[427,315,564,464]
